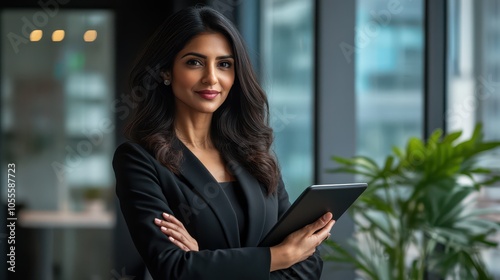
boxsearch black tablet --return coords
[258,183,368,247]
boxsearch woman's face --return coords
[165,32,235,116]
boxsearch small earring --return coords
[164,79,171,86]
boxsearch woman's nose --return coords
[202,66,218,85]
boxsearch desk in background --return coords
[19,210,115,280]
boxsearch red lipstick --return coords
[195,90,219,100]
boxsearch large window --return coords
[356,0,424,163]
[446,0,500,277]
[260,0,315,201]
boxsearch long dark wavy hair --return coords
[124,6,280,195]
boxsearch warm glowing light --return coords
[52,30,65,42]
[83,30,97,42]
[30,30,43,42]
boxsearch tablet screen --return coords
[258,183,367,247]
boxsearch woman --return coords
[112,5,334,280]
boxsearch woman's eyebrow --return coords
[181,52,234,60]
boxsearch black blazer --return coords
[113,141,323,280]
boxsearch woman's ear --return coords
[160,71,171,81]
[160,72,172,86]
[160,71,172,86]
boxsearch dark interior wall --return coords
[114,3,173,144]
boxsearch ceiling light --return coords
[83,30,97,42]
[30,30,43,42]
[52,30,65,42]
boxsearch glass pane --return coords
[446,0,500,277]
[356,0,424,163]
[261,0,315,201]
[1,10,115,279]
[1,10,115,212]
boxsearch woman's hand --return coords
[270,212,335,271]
[154,212,199,252]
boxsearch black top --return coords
[219,181,248,243]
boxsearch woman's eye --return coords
[219,61,232,68]
[186,59,202,66]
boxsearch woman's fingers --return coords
[288,212,335,247]
[162,212,187,230]
[164,231,191,251]
[305,212,333,234]
[154,214,199,251]
[160,224,190,243]
[155,220,181,233]
[161,226,196,251]
[314,219,335,243]
[307,213,335,244]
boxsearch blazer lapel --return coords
[228,160,267,246]
[176,141,241,248]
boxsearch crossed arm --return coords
[154,211,334,271]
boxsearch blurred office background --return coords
[0,0,499,279]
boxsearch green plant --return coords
[322,123,500,279]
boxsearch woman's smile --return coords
[195,89,220,100]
